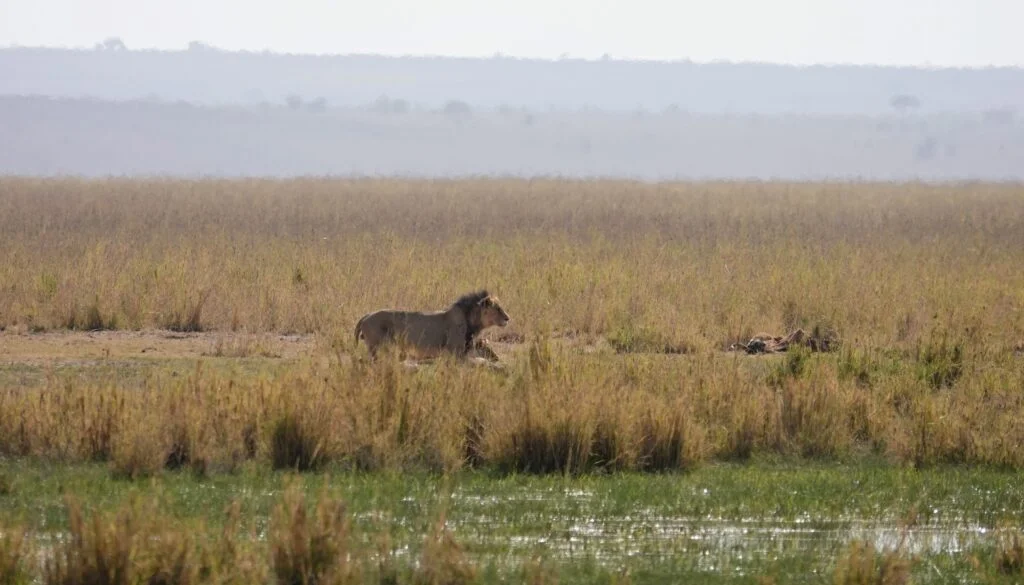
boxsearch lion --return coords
[354,290,511,361]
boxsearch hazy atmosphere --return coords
[2,0,1023,179]
[6,4,1024,584]
[5,0,1024,66]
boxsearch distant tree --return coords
[390,98,409,114]
[915,137,938,161]
[285,94,304,110]
[307,97,327,113]
[443,100,472,117]
[370,95,392,113]
[243,88,266,103]
[890,94,921,114]
[370,95,409,114]
[497,104,517,116]
[95,37,127,51]
[983,106,1016,125]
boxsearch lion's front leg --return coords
[446,323,470,358]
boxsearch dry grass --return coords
[44,495,143,585]
[38,493,262,585]
[1,177,1023,473]
[995,527,1024,576]
[203,333,284,358]
[2,334,1023,473]
[2,177,1022,352]
[831,540,912,585]
[0,523,33,585]
[413,504,478,585]
[270,482,358,585]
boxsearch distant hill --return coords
[2,45,1023,116]
[3,95,1022,180]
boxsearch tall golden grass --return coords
[1,338,1022,473]
[1,177,1022,351]
[1,177,1023,472]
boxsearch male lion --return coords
[354,290,511,360]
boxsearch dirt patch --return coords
[0,330,315,366]
[2,328,714,370]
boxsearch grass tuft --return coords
[0,523,33,585]
[270,412,326,473]
[996,528,1024,576]
[269,482,356,585]
[915,330,965,390]
[832,540,912,585]
[44,496,138,585]
[606,322,693,355]
[162,289,212,333]
[413,511,478,585]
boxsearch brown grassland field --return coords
[1,176,1024,583]
[1,176,1024,471]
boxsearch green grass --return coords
[2,457,1023,583]
[5,457,1021,530]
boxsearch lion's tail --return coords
[354,315,366,346]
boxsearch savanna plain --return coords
[1,177,1024,584]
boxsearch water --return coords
[440,487,994,572]
[7,482,1010,581]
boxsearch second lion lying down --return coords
[354,290,511,361]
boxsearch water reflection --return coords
[449,489,992,568]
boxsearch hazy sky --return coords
[2,0,1022,67]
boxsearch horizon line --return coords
[3,42,1023,72]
